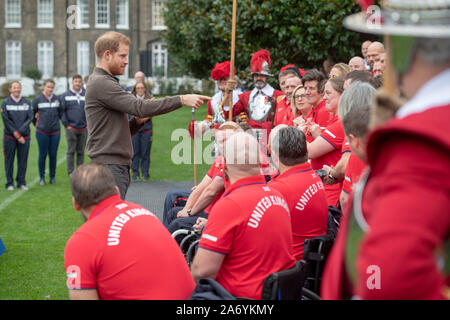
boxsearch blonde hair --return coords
[95,31,131,59]
[290,85,305,117]
[331,63,352,78]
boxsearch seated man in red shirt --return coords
[339,105,370,213]
[64,163,195,300]
[191,132,296,299]
[163,122,240,233]
[268,126,329,260]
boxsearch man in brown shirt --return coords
[86,32,210,199]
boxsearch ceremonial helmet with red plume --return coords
[250,49,273,76]
[211,61,234,81]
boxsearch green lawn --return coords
[0,98,210,300]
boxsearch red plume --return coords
[211,61,233,81]
[358,0,373,11]
[251,49,271,74]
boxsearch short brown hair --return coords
[70,163,118,209]
[272,127,308,166]
[302,69,327,93]
[95,31,131,59]
[8,81,21,89]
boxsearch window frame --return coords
[152,0,167,31]
[77,41,91,77]
[37,0,54,29]
[95,0,110,29]
[76,0,90,29]
[152,42,168,78]
[37,40,54,79]
[5,41,22,78]
[5,0,22,28]
[115,0,129,30]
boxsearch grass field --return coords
[0,98,210,300]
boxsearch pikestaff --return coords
[192,107,198,186]
[225,0,238,122]
[192,0,238,185]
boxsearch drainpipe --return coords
[66,0,70,90]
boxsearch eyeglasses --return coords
[294,94,306,99]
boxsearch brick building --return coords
[0,0,180,95]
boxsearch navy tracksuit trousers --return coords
[4,136,30,188]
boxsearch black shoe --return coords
[40,179,46,186]
[132,175,139,181]
[142,175,150,181]
[50,178,56,185]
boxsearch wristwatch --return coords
[328,170,336,181]
[187,209,193,217]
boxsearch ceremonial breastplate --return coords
[345,170,450,297]
[248,93,272,122]
[210,94,227,125]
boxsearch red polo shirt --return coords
[269,163,329,260]
[64,195,195,300]
[342,153,367,195]
[199,175,296,299]
[273,97,292,127]
[305,100,332,142]
[311,116,345,206]
[342,137,351,153]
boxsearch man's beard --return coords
[110,64,125,77]
[254,80,266,90]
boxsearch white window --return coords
[77,41,90,77]
[37,0,53,28]
[38,41,54,78]
[5,0,21,28]
[5,41,21,78]
[152,0,167,30]
[116,0,129,29]
[77,0,90,28]
[95,0,109,28]
[152,42,168,77]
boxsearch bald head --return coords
[224,132,261,177]
[215,121,242,155]
[348,56,365,71]
[367,42,385,69]
[134,71,145,83]
[361,40,372,59]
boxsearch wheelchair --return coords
[301,234,335,297]
[171,228,201,267]
[261,206,340,301]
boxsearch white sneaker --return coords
[18,185,28,191]
[6,186,14,191]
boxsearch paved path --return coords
[125,180,194,222]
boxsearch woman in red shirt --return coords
[288,85,313,127]
[301,77,345,206]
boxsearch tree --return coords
[25,66,43,96]
[162,0,365,85]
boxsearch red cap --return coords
[280,64,306,77]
